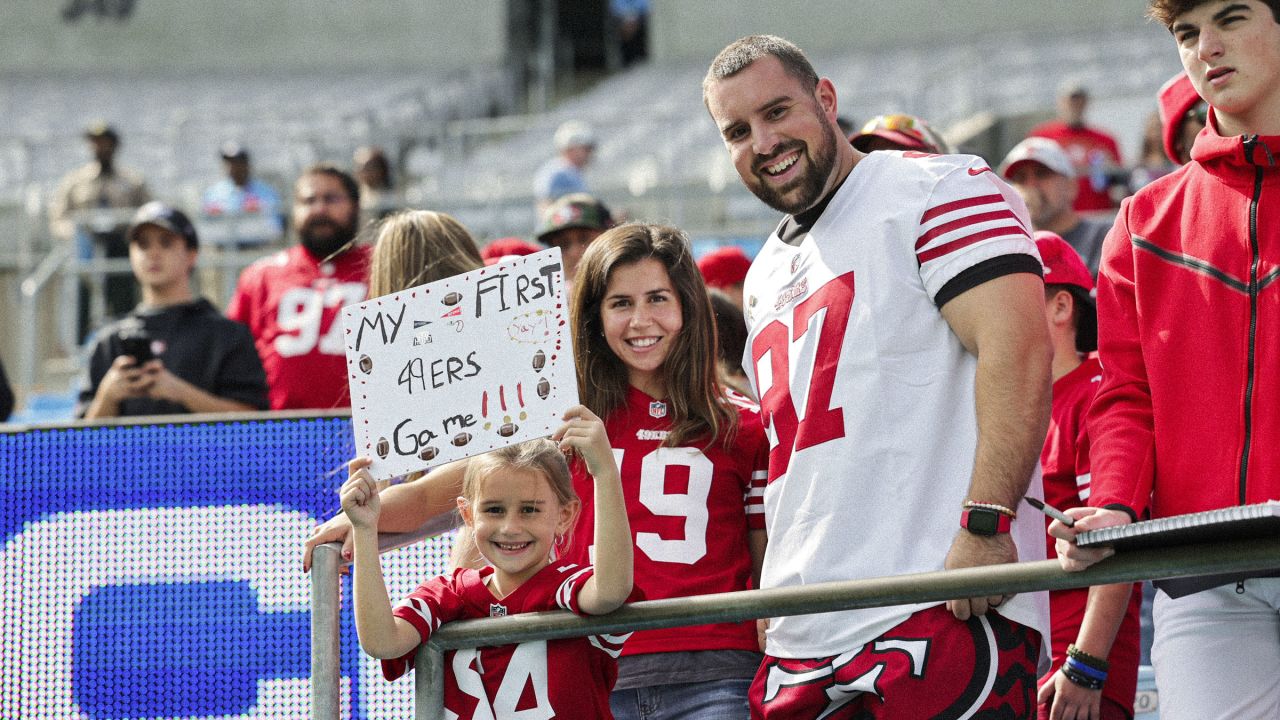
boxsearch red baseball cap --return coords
[697,246,752,289]
[481,237,542,266]
[850,113,950,154]
[1157,72,1205,165]
[1035,230,1096,352]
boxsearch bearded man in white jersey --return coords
[703,35,1053,719]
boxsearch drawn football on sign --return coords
[498,423,518,437]
[358,354,373,374]
[442,292,463,306]
[419,446,439,461]
[532,350,546,371]
[376,437,390,459]
[537,377,551,399]
[451,432,472,447]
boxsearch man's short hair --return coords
[297,163,360,208]
[1148,0,1280,28]
[702,34,819,104]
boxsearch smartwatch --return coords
[961,507,1012,536]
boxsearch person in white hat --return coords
[533,120,597,214]
[999,137,1111,275]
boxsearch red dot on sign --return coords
[551,355,557,361]
[412,292,416,298]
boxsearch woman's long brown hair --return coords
[571,223,737,447]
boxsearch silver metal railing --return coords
[309,531,1280,720]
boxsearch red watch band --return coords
[961,508,1012,535]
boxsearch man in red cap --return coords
[480,237,543,266]
[1032,230,1140,720]
[697,245,752,309]
[848,113,950,154]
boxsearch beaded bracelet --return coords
[961,500,1017,518]
[1066,643,1111,672]
[1062,657,1107,690]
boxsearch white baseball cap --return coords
[554,120,596,151]
[998,137,1076,180]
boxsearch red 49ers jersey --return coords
[227,244,370,410]
[1039,354,1140,711]
[565,386,768,656]
[742,151,1049,660]
[386,560,627,719]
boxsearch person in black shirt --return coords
[78,202,268,418]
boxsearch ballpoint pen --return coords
[1024,496,1076,528]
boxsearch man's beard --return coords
[299,216,357,261]
[748,121,839,216]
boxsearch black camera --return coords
[117,327,156,365]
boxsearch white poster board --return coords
[342,248,577,479]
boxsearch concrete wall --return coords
[0,0,508,75]
[652,0,1163,64]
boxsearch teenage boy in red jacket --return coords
[1052,1,1280,717]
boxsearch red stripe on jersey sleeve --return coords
[916,225,1030,264]
[555,566,594,614]
[919,193,1006,224]
[745,470,767,530]
[916,209,1027,250]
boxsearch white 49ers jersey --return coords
[742,151,1049,659]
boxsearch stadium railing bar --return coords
[310,530,1280,720]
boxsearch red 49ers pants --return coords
[750,606,1041,719]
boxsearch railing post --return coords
[310,542,342,720]
[414,643,446,720]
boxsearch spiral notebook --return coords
[1074,501,1280,597]
[1076,501,1280,551]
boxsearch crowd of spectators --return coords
[8,1,1278,719]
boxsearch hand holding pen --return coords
[1031,497,1132,572]
[1024,496,1075,527]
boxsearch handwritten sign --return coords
[342,248,577,479]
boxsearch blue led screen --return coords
[0,415,454,719]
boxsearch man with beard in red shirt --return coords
[228,164,371,410]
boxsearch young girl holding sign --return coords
[307,222,769,719]
[342,413,633,719]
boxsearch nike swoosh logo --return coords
[968,167,992,176]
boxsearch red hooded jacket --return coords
[1089,117,1280,520]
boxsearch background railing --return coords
[310,531,1280,720]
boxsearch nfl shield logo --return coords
[490,603,508,617]
[649,401,667,419]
